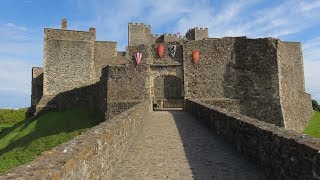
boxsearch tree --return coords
[312,100,320,112]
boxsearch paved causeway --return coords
[111,111,265,179]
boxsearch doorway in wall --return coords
[153,75,183,109]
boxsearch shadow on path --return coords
[170,110,265,179]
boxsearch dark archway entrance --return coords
[153,75,183,109]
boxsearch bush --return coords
[312,100,320,112]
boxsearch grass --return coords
[0,107,103,174]
[304,111,320,138]
[0,124,14,134]
[0,108,27,125]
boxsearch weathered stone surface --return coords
[43,29,95,96]
[111,110,265,179]
[28,67,44,116]
[185,99,320,179]
[24,20,314,179]
[33,22,312,131]
[277,41,313,132]
[105,64,149,119]
[1,100,150,179]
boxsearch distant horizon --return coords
[0,0,319,108]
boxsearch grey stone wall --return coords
[185,99,320,180]
[163,34,181,42]
[151,42,183,65]
[43,28,95,96]
[128,23,151,46]
[277,41,313,132]
[36,83,100,116]
[233,37,284,126]
[185,27,208,40]
[105,63,149,118]
[200,98,240,113]
[1,100,151,179]
[195,27,208,40]
[31,67,43,107]
[93,41,126,81]
[183,38,236,100]
[154,75,182,100]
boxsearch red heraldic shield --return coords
[157,44,165,58]
[192,50,200,64]
[135,52,142,65]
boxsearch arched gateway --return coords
[153,75,183,108]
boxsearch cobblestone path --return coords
[111,111,265,179]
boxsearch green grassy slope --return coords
[304,111,320,138]
[0,109,27,125]
[0,108,103,174]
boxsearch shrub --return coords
[312,100,320,112]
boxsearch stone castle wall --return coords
[128,23,151,46]
[43,28,95,96]
[185,99,320,180]
[1,100,151,179]
[33,21,312,131]
[183,38,236,100]
[105,60,149,118]
[93,41,126,82]
[31,67,43,107]
[150,42,183,65]
[277,41,313,132]
[182,37,312,131]
[233,37,283,126]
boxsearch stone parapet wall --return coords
[185,99,320,179]
[199,98,240,113]
[1,100,151,179]
[44,28,95,41]
[106,100,142,119]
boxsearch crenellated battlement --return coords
[152,34,160,38]
[185,27,208,40]
[128,22,153,46]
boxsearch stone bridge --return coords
[1,100,320,179]
[111,110,264,179]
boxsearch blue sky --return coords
[0,0,319,108]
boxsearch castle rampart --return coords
[185,99,320,179]
[31,19,312,132]
[9,19,316,179]
[3,99,318,179]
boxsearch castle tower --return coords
[128,23,152,46]
[185,27,208,40]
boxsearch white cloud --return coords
[4,22,28,31]
[0,59,32,95]
[0,22,41,107]
[302,38,320,101]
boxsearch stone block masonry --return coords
[278,41,313,132]
[31,67,43,108]
[43,28,95,96]
[20,18,314,179]
[32,19,312,139]
[185,99,320,179]
[1,100,151,179]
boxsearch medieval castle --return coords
[31,19,313,133]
